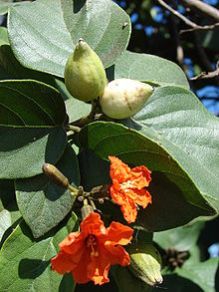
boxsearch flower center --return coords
[121,180,134,191]
[86,235,99,257]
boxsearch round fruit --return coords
[64,39,107,102]
[99,78,153,119]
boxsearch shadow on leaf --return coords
[18,258,49,279]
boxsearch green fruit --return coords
[128,243,163,287]
[99,78,153,119]
[64,39,107,102]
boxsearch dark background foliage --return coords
[115,0,219,116]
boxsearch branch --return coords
[180,0,219,22]
[191,62,219,80]
[180,22,219,34]
[156,0,198,28]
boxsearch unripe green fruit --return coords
[64,39,107,102]
[99,79,153,119]
[128,243,163,287]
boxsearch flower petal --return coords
[87,251,111,285]
[121,199,138,223]
[51,251,76,274]
[131,165,151,187]
[71,249,91,284]
[80,212,106,237]
[104,244,130,266]
[106,221,133,245]
[133,189,152,208]
[109,156,131,183]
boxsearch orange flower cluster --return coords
[51,212,133,285]
[109,156,152,223]
[51,156,152,286]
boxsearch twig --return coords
[180,0,219,22]
[191,62,219,80]
[65,125,81,133]
[72,100,99,127]
[180,22,219,34]
[156,0,198,28]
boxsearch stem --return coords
[180,0,219,21]
[68,184,79,196]
[71,100,100,127]
[65,125,81,133]
[156,0,198,28]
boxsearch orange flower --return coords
[51,212,133,285]
[109,156,152,223]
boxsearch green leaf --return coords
[8,0,131,77]
[131,85,219,213]
[0,80,66,126]
[0,0,30,15]
[176,258,219,292]
[55,79,92,122]
[109,50,189,88]
[0,217,77,291]
[112,266,153,292]
[0,180,15,211]
[0,128,67,179]
[79,118,215,231]
[0,180,21,236]
[157,274,203,292]
[0,45,57,87]
[0,209,11,241]
[78,149,110,191]
[0,80,67,179]
[154,222,204,251]
[0,27,9,46]
[16,144,80,238]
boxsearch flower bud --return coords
[128,243,163,287]
[64,39,107,102]
[43,163,69,189]
[99,79,153,119]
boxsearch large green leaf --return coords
[176,258,219,292]
[0,210,11,242]
[109,50,189,88]
[0,127,67,179]
[0,0,30,15]
[79,85,219,231]
[0,80,66,126]
[16,145,80,238]
[0,217,77,291]
[0,180,21,233]
[8,0,131,77]
[157,274,202,292]
[79,120,215,230]
[0,80,67,179]
[112,266,153,292]
[131,86,219,212]
[0,27,9,46]
[154,222,204,251]
[78,149,110,191]
[55,78,92,122]
[0,45,56,86]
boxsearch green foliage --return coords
[154,221,219,292]
[15,145,80,238]
[111,51,189,88]
[0,27,9,46]
[0,216,77,291]
[8,0,131,76]
[0,0,218,291]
